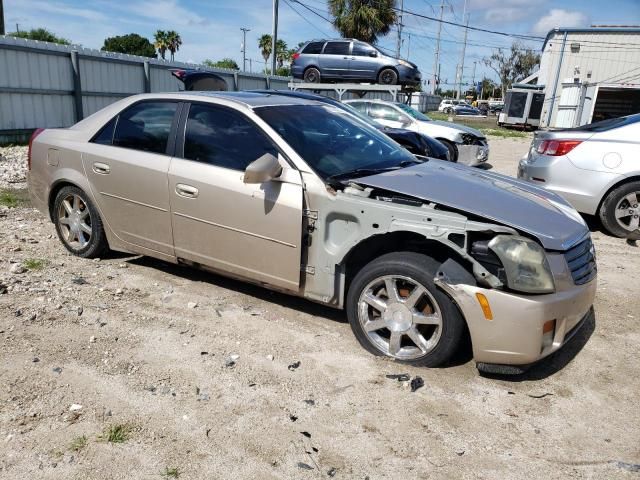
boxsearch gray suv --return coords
[291,39,421,86]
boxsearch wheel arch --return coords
[596,174,640,215]
[48,180,84,222]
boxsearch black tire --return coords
[438,139,458,162]
[377,68,398,85]
[444,107,453,114]
[53,185,109,258]
[599,181,640,239]
[346,252,466,367]
[303,67,321,83]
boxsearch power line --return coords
[282,0,330,37]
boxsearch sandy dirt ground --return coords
[1,137,639,479]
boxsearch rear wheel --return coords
[378,68,398,85]
[599,181,640,239]
[346,252,465,367]
[53,186,109,258]
[303,67,321,83]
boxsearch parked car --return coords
[250,89,449,161]
[452,105,486,117]
[169,69,228,91]
[28,92,596,373]
[518,113,640,239]
[291,39,421,87]
[345,99,489,165]
[488,100,504,114]
[438,99,469,113]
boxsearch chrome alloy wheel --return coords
[357,275,442,360]
[57,193,92,250]
[614,191,640,232]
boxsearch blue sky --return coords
[4,0,640,88]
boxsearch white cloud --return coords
[532,9,589,36]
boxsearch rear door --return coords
[318,41,352,79]
[168,102,304,291]
[82,100,179,256]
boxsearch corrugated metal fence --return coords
[0,36,291,143]
[0,35,441,144]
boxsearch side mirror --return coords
[243,153,282,184]
[368,50,377,57]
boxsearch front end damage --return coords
[457,134,489,166]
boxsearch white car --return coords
[346,99,489,166]
[438,99,469,113]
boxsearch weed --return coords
[70,435,88,451]
[0,190,20,207]
[100,424,130,443]
[161,467,180,478]
[24,258,47,270]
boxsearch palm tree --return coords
[258,34,272,73]
[166,30,182,61]
[154,30,168,60]
[275,39,288,68]
[328,0,396,44]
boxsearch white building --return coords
[525,27,640,128]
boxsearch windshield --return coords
[255,105,416,180]
[394,103,431,121]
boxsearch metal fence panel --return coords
[81,58,144,94]
[0,92,74,129]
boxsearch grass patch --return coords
[99,424,131,443]
[161,467,181,478]
[0,188,29,208]
[24,258,47,270]
[70,435,88,451]
[479,128,529,138]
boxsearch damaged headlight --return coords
[488,235,555,294]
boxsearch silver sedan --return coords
[518,114,640,238]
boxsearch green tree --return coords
[258,34,272,73]
[328,0,396,44]
[275,39,288,68]
[276,66,291,76]
[166,30,182,61]
[483,42,540,99]
[101,33,156,58]
[154,30,169,60]
[202,58,239,70]
[9,28,70,45]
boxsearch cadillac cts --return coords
[27,92,597,373]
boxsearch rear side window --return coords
[323,41,350,55]
[302,41,325,54]
[369,104,406,122]
[183,104,277,171]
[348,102,368,114]
[92,118,117,145]
[112,102,178,154]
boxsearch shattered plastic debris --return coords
[288,361,301,371]
[410,376,424,392]
[386,373,410,382]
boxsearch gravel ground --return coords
[1,138,639,479]
[0,146,28,189]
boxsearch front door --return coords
[168,103,303,291]
[368,103,411,129]
[82,100,179,256]
[350,42,379,81]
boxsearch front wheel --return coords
[53,186,109,258]
[599,181,640,239]
[346,252,465,367]
[378,68,398,85]
[438,139,458,162]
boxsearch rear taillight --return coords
[292,52,300,62]
[27,128,45,171]
[536,139,582,156]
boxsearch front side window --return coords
[348,101,368,114]
[302,41,325,54]
[183,104,277,171]
[352,42,376,57]
[112,101,178,154]
[369,104,407,122]
[323,41,350,55]
[255,105,415,179]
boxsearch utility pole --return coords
[249,58,253,73]
[431,0,445,94]
[240,27,250,72]
[271,0,279,76]
[396,0,403,59]
[471,60,477,98]
[0,0,5,36]
[406,33,411,60]
[457,6,469,99]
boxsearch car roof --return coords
[126,91,328,108]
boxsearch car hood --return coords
[356,161,589,251]
[422,120,485,138]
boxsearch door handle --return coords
[175,183,199,198]
[92,162,111,174]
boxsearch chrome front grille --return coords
[564,237,597,285]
